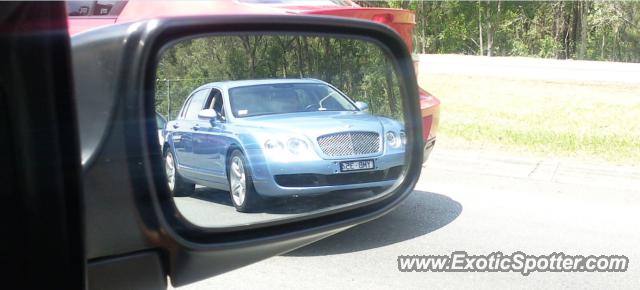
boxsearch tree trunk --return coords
[275,36,295,78]
[296,37,304,77]
[384,58,398,116]
[338,40,343,88]
[601,33,606,59]
[302,37,312,77]
[578,1,588,59]
[239,36,257,78]
[484,0,500,57]
[478,1,484,56]
[166,80,171,120]
[554,2,567,59]
[570,1,580,59]
[486,28,493,56]
[322,38,332,81]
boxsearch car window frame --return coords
[178,88,204,120]
[208,87,226,122]
[177,96,191,119]
[183,88,211,120]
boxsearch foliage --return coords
[155,36,401,120]
[358,0,640,62]
[421,73,640,164]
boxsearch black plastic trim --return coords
[141,16,423,238]
[88,250,166,290]
[74,15,423,286]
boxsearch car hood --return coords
[234,111,387,138]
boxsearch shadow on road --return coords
[189,188,234,206]
[188,187,380,214]
[263,189,378,214]
[286,190,462,256]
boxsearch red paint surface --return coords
[68,0,439,142]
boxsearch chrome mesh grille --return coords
[317,131,380,157]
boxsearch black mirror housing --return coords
[72,15,422,287]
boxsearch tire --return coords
[227,149,261,212]
[165,150,194,197]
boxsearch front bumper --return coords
[246,149,405,197]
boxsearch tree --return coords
[155,35,403,120]
[355,0,639,62]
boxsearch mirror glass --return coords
[154,34,409,228]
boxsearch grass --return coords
[419,74,640,164]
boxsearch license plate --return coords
[340,159,374,172]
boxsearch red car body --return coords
[67,0,439,160]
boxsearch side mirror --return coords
[198,109,223,126]
[72,15,423,287]
[197,108,217,120]
[355,101,369,112]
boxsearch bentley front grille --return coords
[317,131,380,157]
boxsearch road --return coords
[174,186,378,228]
[419,54,640,84]
[173,146,640,289]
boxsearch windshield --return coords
[228,83,358,118]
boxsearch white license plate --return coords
[340,160,374,172]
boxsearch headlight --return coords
[264,137,312,157]
[264,139,284,151]
[399,131,407,145]
[287,138,309,154]
[386,131,400,148]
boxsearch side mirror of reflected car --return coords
[198,108,222,126]
[355,101,369,112]
[197,108,217,119]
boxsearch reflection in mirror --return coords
[155,34,408,228]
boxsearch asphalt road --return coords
[174,186,379,228]
[173,147,640,289]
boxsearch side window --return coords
[66,1,127,17]
[178,97,192,119]
[210,89,224,118]
[184,89,210,120]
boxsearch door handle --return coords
[172,124,179,129]
[192,124,200,131]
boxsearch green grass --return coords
[419,74,640,164]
